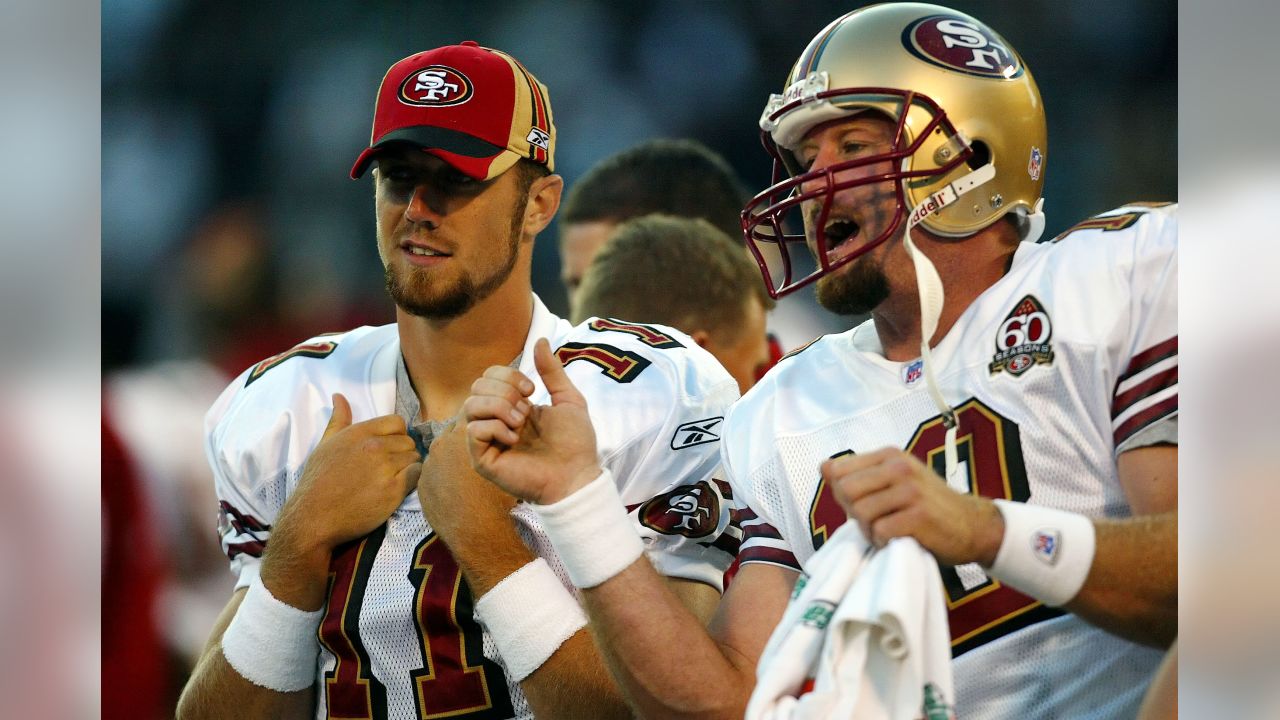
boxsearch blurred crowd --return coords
[100,0,1174,715]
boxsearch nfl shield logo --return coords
[903,359,924,387]
[1032,529,1060,565]
[1028,147,1043,181]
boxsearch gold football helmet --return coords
[742,2,1047,297]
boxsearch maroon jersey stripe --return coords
[1112,366,1178,419]
[1113,396,1178,447]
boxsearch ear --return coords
[522,174,563,239]
[689,329,712,350]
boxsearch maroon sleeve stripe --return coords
[742,521,784,541]
[1113,396,1179,447]
[737,507,759,522]
[1118,336,1177,385]
[1112,366,1178,419]
[226,540,266,561]
[738,546,801,571]
[219,500,270,533]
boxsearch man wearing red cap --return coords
[178,42,739,720]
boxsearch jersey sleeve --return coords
[562,319,743,591]
[1108,205,1179,454]
[204,337,348,589]
[720,377,802,573]
[205,370,284,590]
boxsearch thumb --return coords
[534,338,587,409]
[399,461,423,496]
[321,393,353,441]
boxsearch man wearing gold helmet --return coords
[462,4,1176,718]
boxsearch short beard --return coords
[815,255,889,316]
[386,199,527,320]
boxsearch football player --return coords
[557,138,747,305]
[177,42,739,720]
[463,4,1176,718]
[572,214,775,394]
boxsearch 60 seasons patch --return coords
[989,295,1054,376]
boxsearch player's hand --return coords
[273,393,421,556]
[417,418,519,549]
[464,338,601,505]
[826,447,1005,567]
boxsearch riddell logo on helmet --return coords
[905,15,1022,79]
[909,185,958,226]
[399,65,473,106]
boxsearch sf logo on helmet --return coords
[906,14,1022,79]
[399,65,473,106]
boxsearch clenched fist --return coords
[827,447,1005,567]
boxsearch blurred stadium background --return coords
[95,0,1176,717]
[103,0,1176,370]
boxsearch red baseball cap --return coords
[350,41,555,181]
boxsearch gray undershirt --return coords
[394,351,523,459]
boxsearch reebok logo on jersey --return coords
[670,417,723,450]
[638,481,720,538]
[989,295,1054,377]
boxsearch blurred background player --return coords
[573,214,775,394]
[461,4,1176,719]
[557,138,747,303]
[558,137,837,362]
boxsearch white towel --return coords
[747,524,955,720]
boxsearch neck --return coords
[397,275,534,422]
[874,223,1018,362]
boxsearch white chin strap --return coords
[900,163,995,485]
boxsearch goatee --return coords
[815,257,889,316]
[386,200,526,320]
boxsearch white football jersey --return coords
[207,296,740,720]
[725,204,1177,719]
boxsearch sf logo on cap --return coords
[399,65,473,107]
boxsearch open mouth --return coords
[823,218,861,253]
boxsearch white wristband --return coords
[533,468,645,588]
[221,574,323,692]
[988,500,1097,607]
[474,558,588,681]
